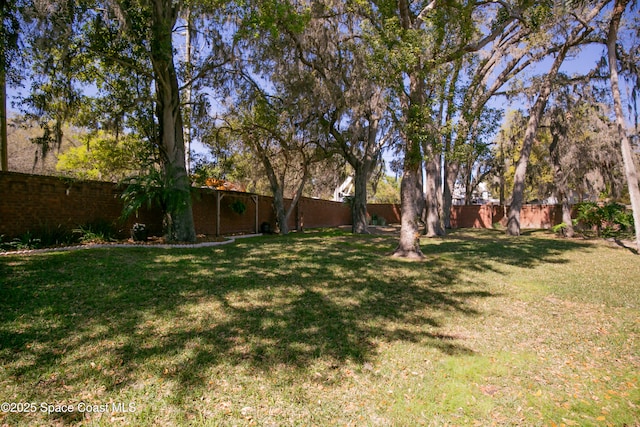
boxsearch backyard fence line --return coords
[0,171,564,239]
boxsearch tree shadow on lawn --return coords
[0,230,590,405]
[426,229,596,270]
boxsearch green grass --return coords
[0,229,638,426]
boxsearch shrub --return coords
[120,169,191,223]
[0,225,79,251]
[370,214,387,226]
[576,202,601,233]
[575,202,634,238]
[74,220,117,243]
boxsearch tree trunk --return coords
[506,3,605,236]
[393,163,424,259]
[392,0,425,259]
[507,47,569,236]
[442,161,458,229]
[550,123,574,238]
[424,148,444,236]
[561,197,574,238]
[394,134,425,258]
[498,140,505,206]
[273,186,289,235]
[394,99,425,258]
[183,8,192,174]
[258,148,290,235]
[258,147,309,236]
[352,162,371,234]
[284,166,309,233]
[416,158,425,232]
[1,64,7,172]
[607,0,640,252]
[464,161,474,205]
[150,0,196,242]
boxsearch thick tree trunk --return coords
[183,8,192,175]
[259,150,290,235]
[506,106,542,235]
[507,48,569,236]
[424,149,444,237]
[393,1,425,259]
[393,163,424,259]
[352,163,370,234]
[561,197,574,238]
[607,0,640,252]
[394,116,425,258]
[394,136,425,258]
[272,187,289,235]
[150,2,196,242]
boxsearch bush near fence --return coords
[1,172,567,239]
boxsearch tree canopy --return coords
[4,0,639,250]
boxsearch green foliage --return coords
[0,220,118,251]
[551,221,577,236]
[239,0,311,40]
[229,199,247,215]
[73,220,117,243]
[551,222,566,235]
[491,6,511,32]
[524,2,555,30]
[120,169,191,223]
[576,202,602,231]
[575,202,634,238]
[0,231,40,251]
[369,174,400,203]
[370,213,387,226]
[1,0,23,81]
[0,224,79,251]
[491,110,555,203]
[56,132,149,181]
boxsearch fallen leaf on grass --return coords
[480,385,500,396]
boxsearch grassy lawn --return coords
[1,229,638,426]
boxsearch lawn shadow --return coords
[613,238,639,255]
[425,228,595,271]
[0,229,590,406]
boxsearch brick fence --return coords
[367,203,563,229]
[449,204,563,229]
[0,172,351,238]
[0,172,565,238]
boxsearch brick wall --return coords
[0,172,353,238]
[368,204,402,223]
[450,205,494,228]
[450,204,563,229]
[0,172,568,238]
[0,172,162,238]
